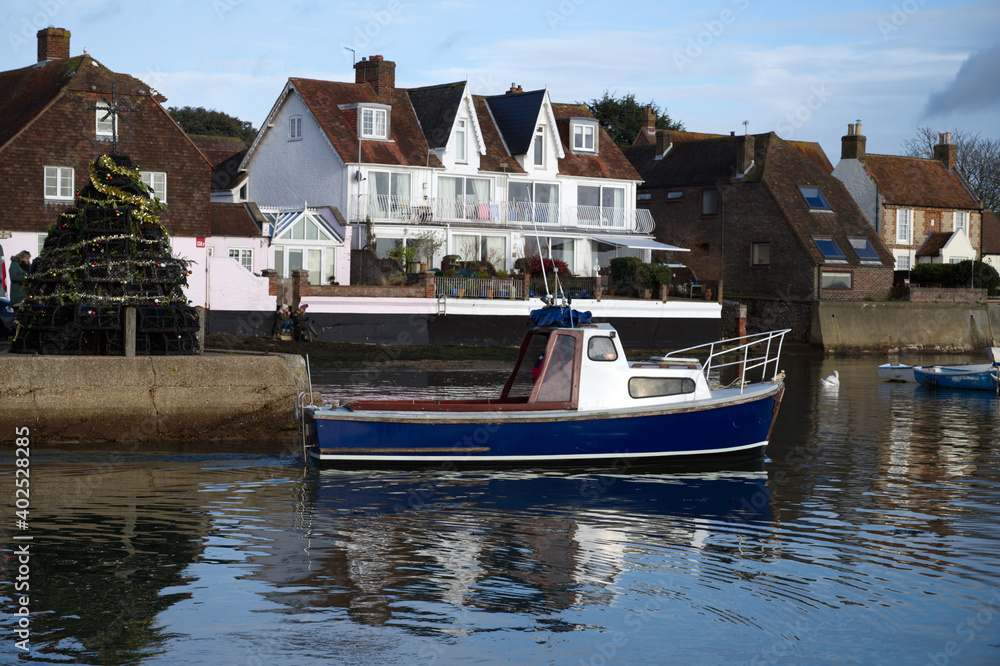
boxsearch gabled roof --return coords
[864,154,980,210]
[626,131,891,267]
[982,209,1000,255]
[209,202,262,237]
[407,81,465,150]
[916,232,953,257]
[0,54,166,151]
[551,103,641,182]
[264,207,344,243]
[287,78,444,168]
[471,95,526,174]
[485,89,546,155]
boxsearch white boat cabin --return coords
[501,323,713,411]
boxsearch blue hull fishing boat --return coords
[300,307,789,468]
[913,347,1000,392]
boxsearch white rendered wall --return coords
[206,256,275,311]
[171,237,209,307]
[247,89,345,209]
[832,159,880,230]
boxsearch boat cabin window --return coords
[535,335,577,403]
[629,377,695,399]
[504,332,552,398]
[588,337,618,362]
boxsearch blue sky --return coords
[3,0,998,160]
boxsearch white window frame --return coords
[228,247,253,272]
[894,251,911,271]
[534,126,544,166]
[289,115,302,140]
[572,123,596,152]
[140,171,167,203]
[95,101,115,137]
[896,208,912,244]
[954,210,967,234]
[455,118,467,162]
[44,166,74,200]
[821,271,852,290]
[361,107,388,139]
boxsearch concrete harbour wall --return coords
[0,353,308,446]
[811,301,1000,352]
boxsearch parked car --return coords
[0,297,13,337]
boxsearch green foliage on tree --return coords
[167,106,257,145]
[909,260,1000,295]
[639,263,673,291]
[585,91,684,147]
[909,262,956,284]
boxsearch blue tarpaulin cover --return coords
[530,307,592,328]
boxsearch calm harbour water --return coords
[2,348,1000,665]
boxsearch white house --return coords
[239,55,666,282]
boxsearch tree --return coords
[901,127,1000,213]
[585,91,684,148]
[167,106,258,145]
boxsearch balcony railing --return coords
[435,276,525,300]
[352,195,654,234]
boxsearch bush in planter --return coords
[387,271,407,286]
[495,269,510,279]
[609,256,640,296]
[388,245,417,272]
[474,270,491,279]
[639,263,673,295]
[443,268,457,277]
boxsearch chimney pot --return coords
[841,122,866,163]
[847,123,855,136]
[36,26,70,62]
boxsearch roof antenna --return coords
[344,47,356,66]
[743,120,749,135]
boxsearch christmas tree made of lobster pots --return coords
[12,153,200,355]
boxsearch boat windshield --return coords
[535,334,576,403]
[504,332,551,399]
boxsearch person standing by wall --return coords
[9,251,31,307]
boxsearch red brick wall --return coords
[0,91,210,237]
[818,266,893,301]
[908,286,987,303]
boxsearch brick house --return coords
[981,209,1000,274]
[832,124,983,271]
[240,55,666,284]
[0,27,214,304]
[624,127,894,301]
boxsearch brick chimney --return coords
[645,105,656,141]
[934,132,958,171]
[655,130,672,159]
[840,122,866,163]
[736,133,755,174]
[354,55,395,100]
[37,27,70,62]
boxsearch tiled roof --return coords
[551,103,641,182]
[981,209,1000,255]
[916,232,953,257]
[471,95,526,174]
[627,131,891,267]
[189,135,247,167]
[485,90,545,155]
[864,154,980,210]
[0,55,166,151]
[788,141,833,173]
[290,78,444,168]
[209,203,261,237]
[407,81,465,150]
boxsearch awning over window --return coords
[596,236,689,252]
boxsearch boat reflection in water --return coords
[244,464,773,627]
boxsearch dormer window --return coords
[571,120,598,153]
[534,126,544,166]
[361,107,388,139]
[96,102,115,137]
[289,115,302,140]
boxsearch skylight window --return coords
[848,236,879,262]
[812,235,845,261]
[799,186,831,210]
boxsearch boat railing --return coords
[661,329,791,393]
